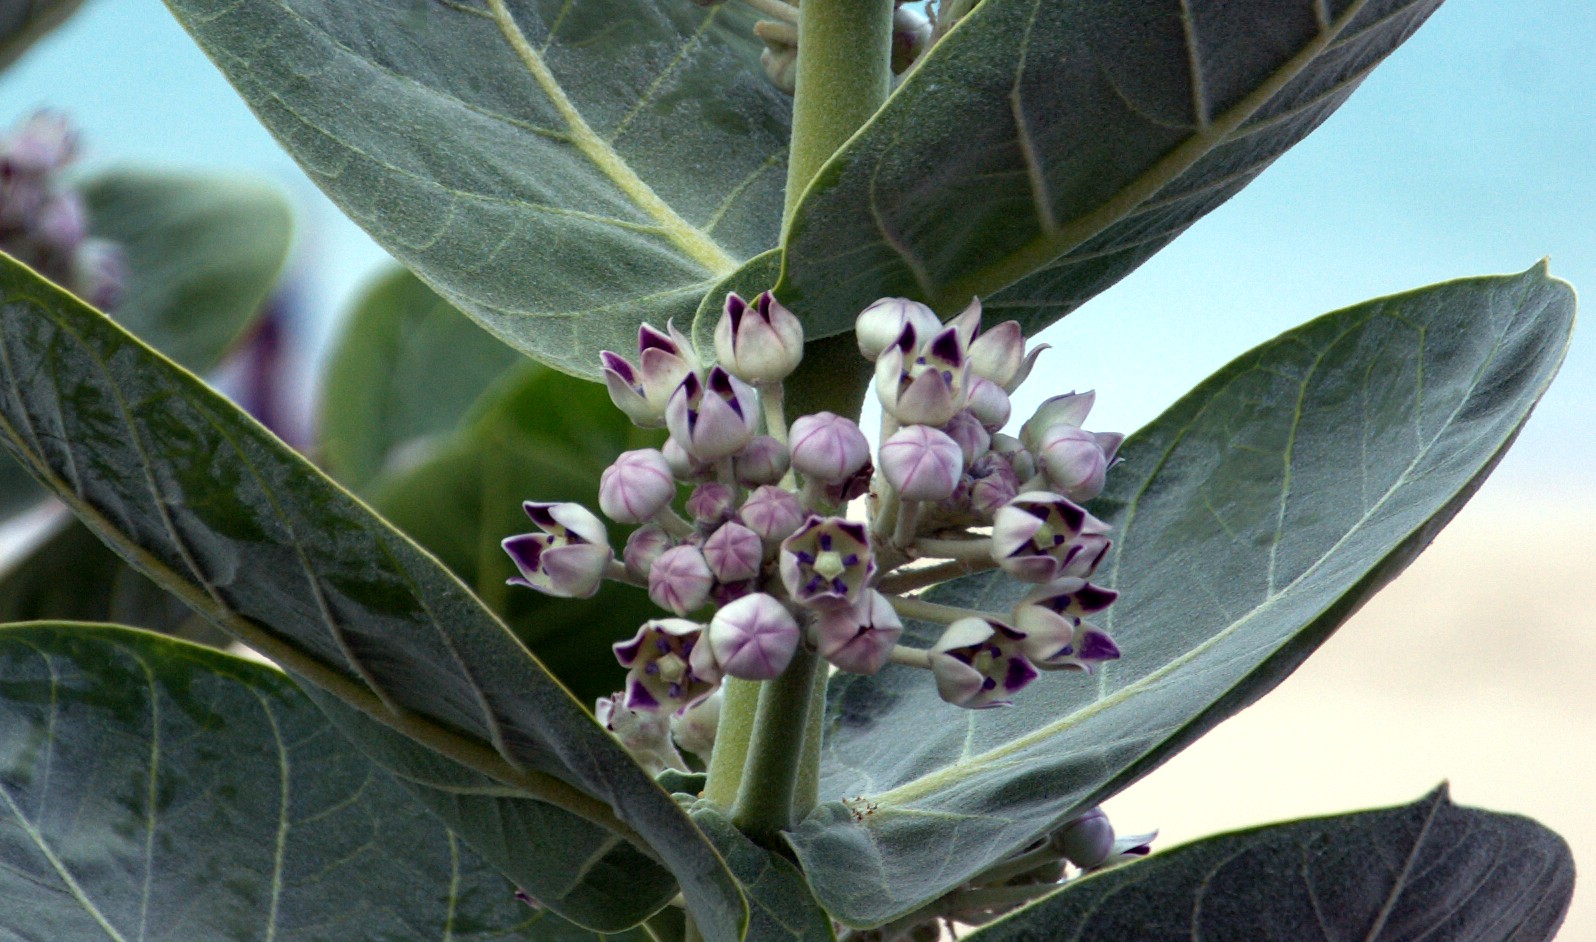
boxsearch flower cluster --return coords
[504,289,1125,761]
[0,112,125,310]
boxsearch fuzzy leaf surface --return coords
[691,807,837,942]
[162,0,790,375]
[776,0,1444,338]
[0,623,646,942]
[371,361,663,707]
[792,266,1575,926]
[963,787,1572,942]
[0,170,291,521]
[318,267,523,491]
[0,258,747,940]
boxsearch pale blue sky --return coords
[3,0,1591,499]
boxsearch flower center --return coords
[656,653,688,684]
[814,549,847,580]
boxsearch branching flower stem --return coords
[760,381,789,445]
[912,536,995,561]
[887,594,1002,626]
[876,558,997,594]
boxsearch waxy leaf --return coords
[164,0,790,375]
[318,267,523,491]
[793,265,1575,926]
[371,361,664,707]
[0,170,292,521]
[0,258,748,941]
[0,0,85,73]
[0,623,622,941]
[691,806,838,942]
[777,0,1445,338]
[964,787,1572,942]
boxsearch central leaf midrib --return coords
[484,0,739,277]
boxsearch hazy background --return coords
[3,0,1591,935]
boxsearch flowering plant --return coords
[0,2,1578,941]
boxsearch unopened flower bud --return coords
[779,516,876,610]
[686,482,736,524]
[1051,808,1115,869]
[733,435,790,486]
[740,485,805,543]
[649,545,714,615]
[599,449,676,523]
[965,376,1012,430]
[942,410,991,464]
[967,452,1020,516]
[880,425,964,502]
[1036,425,1124,502]
[1020,390,1095,453]
[992,433,1036,481]
[36,193,85,252]
[705,592,801,680]
[876,324,970,427]
[502,502,612,598]
[624,524,673,580]
[855,297,941,361]
[714,290,804,383]
[600,322,699,428]
[789,411,871,484]
[670,688,722,758]
[815,590,903,675]
[1,111,78,176]
[890,4,933,73]
[613,618,719,712]
[662,436,714,482]
[928,616,1039,709]
[702,521,763,583]
[667,366,759,460]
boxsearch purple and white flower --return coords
[876,323,970,427]
[601,322,698,428]
[623,524,672,581]
[686,481,737,525]
[702,521,764,583]
[598,449,676,523]
[991,492,1111,583]
[733,435,790,487]
[779,516,876,610]
[1051,807,1155,871]
[928,616,1039,709]
[502,502,612,598]
[789,411,871,484]
[880,424,964,502]
[1035,424,1124,503]
[855,296,942,361]
[740,485,806,543]
[613,619,720,713]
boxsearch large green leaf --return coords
[0,0,86,73]
[963,787,1572,941]
[371,361,663,707]
[0,258,748,940]
[318,267,524,491]
[163,0,790,375]
[0,623,645,941]
[791,265,1575,926]
[0,170,292,521]
[776,0,1445,338]
[690,806,837,942]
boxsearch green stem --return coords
[781,0,894,227]
[913,536,993,561]
[887,594,1000,625]
[703,677,762,807]
[730,647,824,844]
[876,557,997,594]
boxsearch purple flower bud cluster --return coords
[502,288,1132,773]
[0,112,126,310]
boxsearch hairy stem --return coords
[876,557,997,594]
[888,594,1001,625]
[730,647,824,844]
[703,678,762,807]
[912,536,994,561]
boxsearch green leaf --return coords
[0,0,86,73]
[691,806,837,942]
[318,267,524,491]
[0,257,748,941]
[792,265,1575,927]
[776,0,1446,338]
[0,622,643,941]
[0,170,292,522]
[82,170,294,373]
[370,361,664,707]
[963,787,1573,942]
[163,0,790,375]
